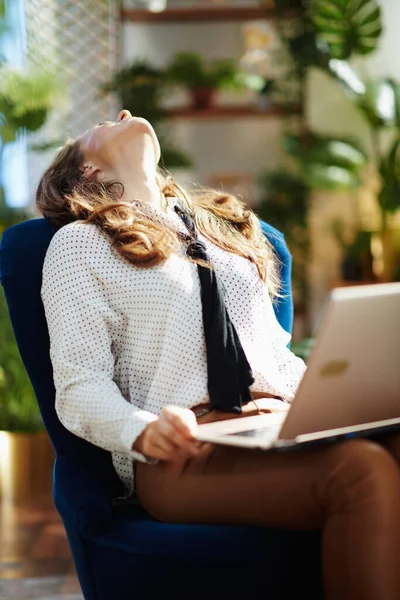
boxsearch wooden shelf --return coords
[166,104,301,119]
[121,6,300,23]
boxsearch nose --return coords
[117,109,132,123]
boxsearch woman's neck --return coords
[111,155,165,212]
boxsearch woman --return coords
[37,110,400,600]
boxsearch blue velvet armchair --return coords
[0,217,323,600]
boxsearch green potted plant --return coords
[101,61,167,123]
[166,52,245,110]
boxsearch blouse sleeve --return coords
[268,296,307,402]
[41,224,157,463]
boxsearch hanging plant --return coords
[311,0,383,60]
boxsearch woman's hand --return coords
[133,406,200,461]
[254,398,291,413]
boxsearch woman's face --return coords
[77,109,161,178]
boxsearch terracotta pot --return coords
[0,430,54,502]
[191,88,217,110]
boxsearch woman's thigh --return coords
[136,435,399,529]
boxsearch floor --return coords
[0,495,83,599]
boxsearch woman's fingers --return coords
[140,411,201,460]
[157,407,200,457]
[158,417,197,451]
[162,406,198,439]
[150,438,179,461]
[143,425,180,459]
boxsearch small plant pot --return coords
[190,88,217,110]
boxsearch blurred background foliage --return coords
[0,194,43,432]
[0,0,45,432]
[257,0,400,319]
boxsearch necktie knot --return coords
[187,240,207,260]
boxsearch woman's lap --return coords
[136,431,400,529]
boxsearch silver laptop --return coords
[196,283,400,451]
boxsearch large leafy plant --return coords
[258,0,395,322]
[273,0,400,280]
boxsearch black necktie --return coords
[174,205,254,413]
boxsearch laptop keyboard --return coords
[226,423,281,443]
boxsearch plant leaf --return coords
[311,0,383,59]
[358,79,397,128]
[327,58,366,98]
[283,133,367,191]
[386,79,400,130]
[300,163,362,190]
[283,134,368,171]
[0,66,62,144]
[316,1,344,20]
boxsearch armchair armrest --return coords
[260,221,294,337]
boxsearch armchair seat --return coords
[0,217,323,600]
[86,505,321,599]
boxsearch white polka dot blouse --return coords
[41,198,306,496]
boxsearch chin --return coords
[130,116,155,134]
[130,117,160,161]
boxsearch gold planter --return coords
[0,430,54,502]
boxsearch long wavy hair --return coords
[36,139,281,297]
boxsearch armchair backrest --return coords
[0,217,293,460]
